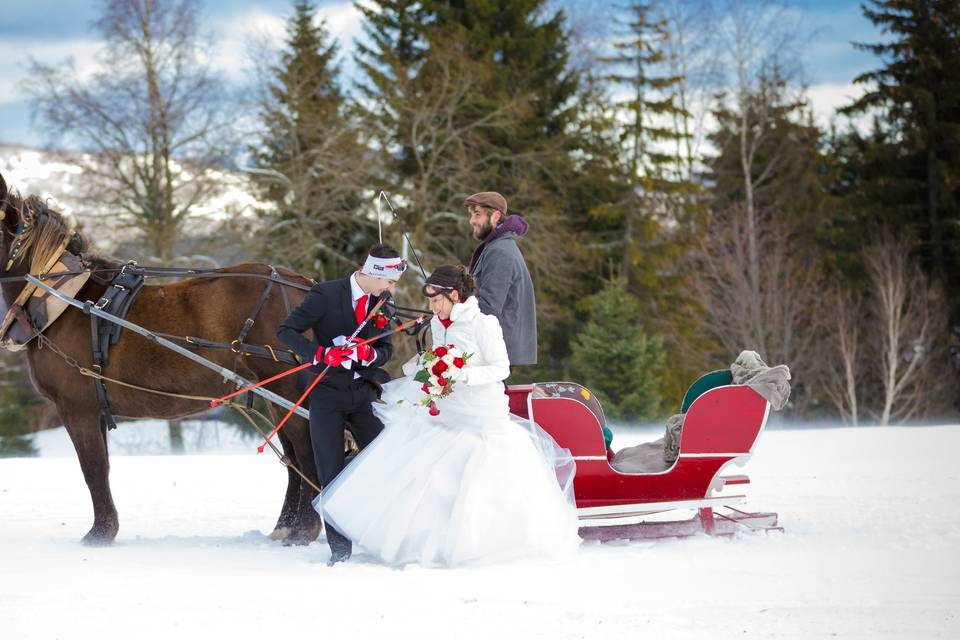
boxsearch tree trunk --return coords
[168,419,185,454]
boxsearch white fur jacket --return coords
[401,296,510,387]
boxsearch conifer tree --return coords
[355,0,594,376]
[596,2,693,273]
[254,0,374,279]
[570,278,666,420]
[840,0,960,318]
[428,1,594,379]
[590,2,704,401]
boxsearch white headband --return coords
[360,255,407,280]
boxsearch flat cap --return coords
[464,191,508,215]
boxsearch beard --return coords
[473,218,494,241]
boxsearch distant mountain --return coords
[0,144,270,266]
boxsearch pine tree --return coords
[840,0,960,318]
[429,0,579,149]
[355,0,595,376]
[570,278,666,421]
[354,0,431,182]
[430,1,594,380]
[597,1,691,270]
[601,3,689,183]
[590,2,705,401]
[253,0,374,279]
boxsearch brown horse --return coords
[0,172,322,545]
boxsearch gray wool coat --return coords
[470,231,538,366]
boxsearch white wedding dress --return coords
[317,296,581,567]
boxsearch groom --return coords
[277,243,407,563]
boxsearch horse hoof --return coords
[81,520,118,546]
[282,525,321,546]
[281,534,314,547]
[268,527,292,541]
[81,530,117,546]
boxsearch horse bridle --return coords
[0,208,76,347]
[4,206,32,271]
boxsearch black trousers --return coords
[305,375,384,556]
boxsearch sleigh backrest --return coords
[679,384,769,456]
[522,382,608,457]
[680,370,734,413]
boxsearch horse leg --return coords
[268,428,302,541]
[62,409,119,545]
[283,413,322,546]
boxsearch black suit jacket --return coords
[277,276,393,390]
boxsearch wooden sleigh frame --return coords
[506,372,782,541]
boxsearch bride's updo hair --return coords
[422,265,476,302]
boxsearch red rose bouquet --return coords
[412,344,470,416]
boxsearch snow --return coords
[32,420,259,457]
[2,425,959,639]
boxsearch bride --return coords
[317,265,581,567]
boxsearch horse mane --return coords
[6,192,119,273]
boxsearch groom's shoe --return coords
[327,549,351,566]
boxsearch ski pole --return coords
[257,371,326,453]
[212,314,426,408]
[254,296,389,452]
[209,361,312,407]
[254,314,426,452]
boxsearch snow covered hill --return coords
[0,144,265,257]
[1,425,958,639]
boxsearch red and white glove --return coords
[354,342,375,364]
[313,345,354,366]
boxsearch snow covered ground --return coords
[2,424,959,639]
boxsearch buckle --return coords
[94,297,110,310]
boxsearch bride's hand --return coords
[401,353,422,376]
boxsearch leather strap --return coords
[0,232,74,344]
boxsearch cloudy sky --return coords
[0,0,883,149]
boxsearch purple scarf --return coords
[468,214,529,272]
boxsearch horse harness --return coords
[86,262,299,431]
[1,248,428,432]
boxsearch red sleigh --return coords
[507,371,782,540]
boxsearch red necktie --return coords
[355,294,368,325]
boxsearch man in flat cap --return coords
[465,191,537,366]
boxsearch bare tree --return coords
[25,0,233,262]
[26,0,235,451]
[551,0,613,74]
[359,32,554,274]
[819,284,865,425]
[863,235,948,425]
[695,203,820,378]
[710,0,806,335]
[691,0,823,400]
